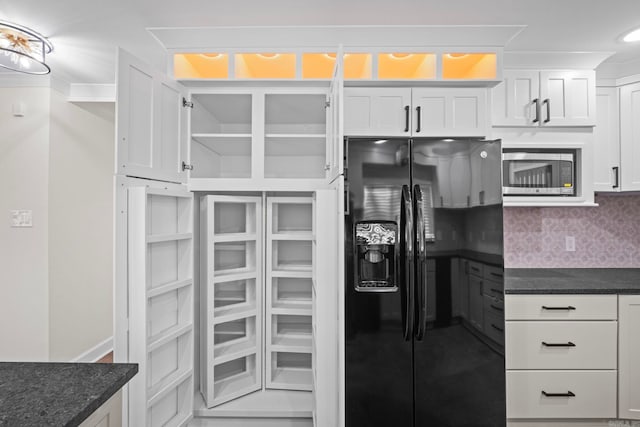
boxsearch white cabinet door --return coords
[491,69,595,127]
[266,197,314,391]
[343,88,412,137]
[127,186,194,427]
[620,82,640,191]
[200,195,263,407]
[540,70,596,126]
[619,295,640,420]
[593,87,621,192]
[413,88,488,137]
[116,49,188,183]
[491,70,540,126]
[327,51,344,182]
[312,188,340,427]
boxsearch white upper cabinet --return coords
[187,88,337,191]
[619,82,640,191]
[412,88,488,137]
[116,49,188,183]
[492,69,595,127]
[344,87,488,138]
[343,88,412,136]
[593,82,640,192]
[593,87,621,192]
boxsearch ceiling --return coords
[2,0,640,84]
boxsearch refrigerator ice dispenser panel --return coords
[355,221,397,292]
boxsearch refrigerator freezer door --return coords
[345,138,413,427]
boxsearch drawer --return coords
[504,295,618,320]
[505,321,617,369]
[483,294,504,317]
[483,264,504,283]
[484,310,504,346]
[468,260,484,277]
[483,278,504,299]
[506,370,617,419]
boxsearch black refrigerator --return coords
[345,137,505,427]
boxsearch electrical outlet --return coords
[565,235,575,252]
[11,210,32,227]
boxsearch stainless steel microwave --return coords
[502,150,575,196]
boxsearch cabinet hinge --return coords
[182,97,194,109]
[325,100,331,109]
[182,161,194,171]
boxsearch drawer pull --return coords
[490,272,503,278]
[490,288,503,294]
[490,304,504,312]
[542,390,575,398]
[491,324,504,332]
[542,341,576,347]
[541,305,576,311]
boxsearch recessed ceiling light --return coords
[374,139,388,144]
[623,28,640,42]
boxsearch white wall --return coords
[0,87,51,361]
[48,91,114,361]
[0,82,115,362]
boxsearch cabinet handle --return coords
[490,272,503,278]
[541,305,576,310]
[613,166,619,189]
[415,106,421,133]
[491,324,504,332]
[532,98,540,123]
[542,391,575,398]
[542,341,576,347]
[490,304,503,312]
[543,98,550,123]
[404,105,410,132]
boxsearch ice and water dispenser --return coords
[354,221,397,292]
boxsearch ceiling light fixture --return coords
[622,27,640,42]
[0,20,53,75]
[374,139,388,144]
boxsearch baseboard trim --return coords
[73,336,113,362]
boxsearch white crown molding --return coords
[503,51,614,70]
[149,25,526,50]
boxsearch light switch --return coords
[11,210,33,227]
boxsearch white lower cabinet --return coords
[506,370,617,419]
[505,294,620,422]
[619,295,640,420]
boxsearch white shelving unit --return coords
[200,195,263,407]
[266,197,314,391]
[264,94,327,179]
[128,187,194,427]
[190,93,253,179]
[187,89,333,189]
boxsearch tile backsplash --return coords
[504,194,640,268]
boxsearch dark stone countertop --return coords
[0,362,137,427]
[505,268,640,294]
[427,249,503,267]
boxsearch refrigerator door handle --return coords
[400,185,415,341]
[413,185,427,341]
